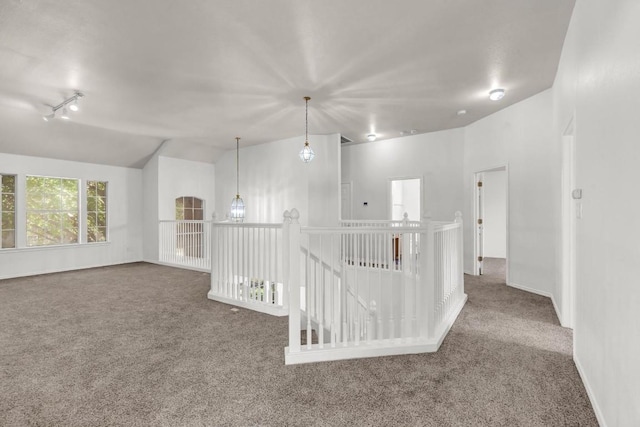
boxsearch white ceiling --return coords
[0,0,575,168]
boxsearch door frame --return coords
[560,116,576,328]
[340,181,353,220]
[473,165,509,283]
[387,176,423,221]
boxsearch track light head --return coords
[42,91,85,122]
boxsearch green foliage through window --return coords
[26,176,79,246]
[1,174,16,248]
[87,181,108,242]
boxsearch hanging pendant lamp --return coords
[230,137,245,222]
[299,96,315,163]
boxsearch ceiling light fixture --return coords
[489,88,505,101]
[69,98,80,112]
[42,91,84,121]
[299,96,315,163]
[367,133,377,142]
[457,109,467,116]
[230,137,245,222]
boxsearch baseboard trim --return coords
[508,282,564,326]
[574,353,608,427]
[507,281,552,298]
[0,260,144,281]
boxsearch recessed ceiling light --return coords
[489,88,505,101]
[457,109,467,116]
[367,133,377,142]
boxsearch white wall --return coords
[553,1,640,425]
[215,134,340,226]
[142,152,159,262]
[482,170,506,258]
[463,90,558,298]
[0,153,143,279]
[158,156,215,220]
[341,129,465,222]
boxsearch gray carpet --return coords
[0,261,597,426]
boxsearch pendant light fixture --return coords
[299,96,315,163]
[230,137,245,222]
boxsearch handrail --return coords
[304,226,429,234]
[212,222,282,229]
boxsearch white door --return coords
[475,174,484,275]
[341,182,352,220]
[474,168,507,276]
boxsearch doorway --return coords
[389,178,421,221]
[561,117,576,329]
[474,167,508,280]
[340,182,352,220]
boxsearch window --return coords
[175,196,204,258]
[87,181,108,242]
[26,176,79,246]
[1,174,16,248]
[175,196,204,220]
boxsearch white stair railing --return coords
[207,220,287,316]
[285,210,466,365]
[159,220,211,271]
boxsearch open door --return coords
[475,174,484,275]
[474,167,507,278]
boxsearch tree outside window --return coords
[1,174,16,248]
[87,181,108,242]
[26,176,79,246]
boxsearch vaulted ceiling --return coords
[0,0,575,168]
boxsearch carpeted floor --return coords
[0,261,597,426]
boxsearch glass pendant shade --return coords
[299,142,315,163]
[300,96,315,163]
[231,195,245,222]
[230,136,245,221]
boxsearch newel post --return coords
[211,216,219,294]
[285,209,302,353]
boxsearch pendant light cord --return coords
[304,96,310,146]
[235,137,240,197]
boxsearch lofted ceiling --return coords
[0,0,575,168]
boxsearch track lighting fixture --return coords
[69,98,79,112]
[42,91,84,121]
